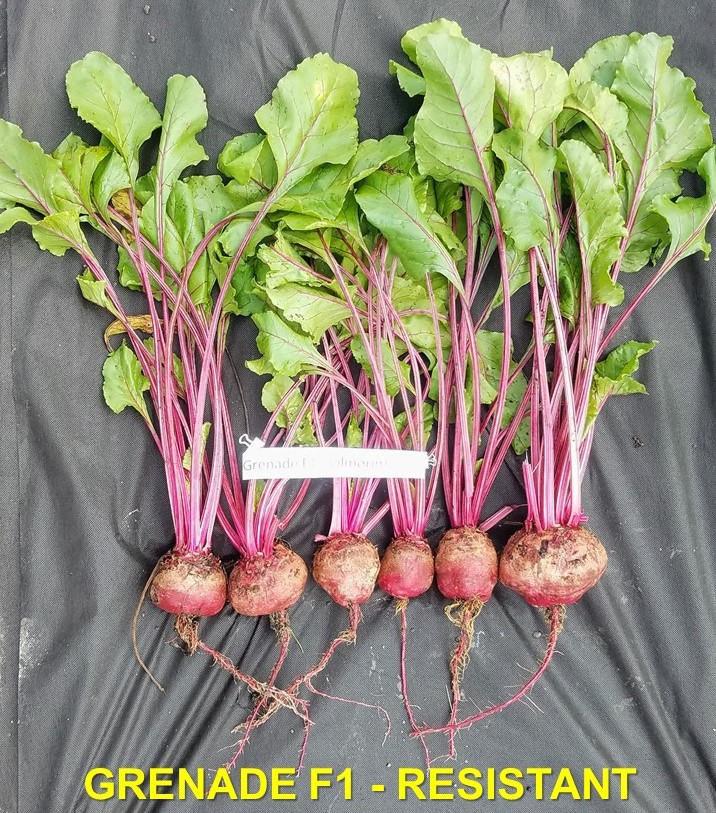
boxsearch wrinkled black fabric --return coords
[1,1,716,811]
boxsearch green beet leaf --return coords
[355,170,463,291]
[248,310,330,378]
[257,235,319,289]
[493,128,558,252]
[222,259,265,316]
[102,341,152,422]
[559,81,629,149]
[412,33,495,200]
[271,135,409,222]
[350,336,412,398]
[261,375,315,444]
[76,269,120,318]
[569,33,640,89]
[255,53,359,199]
[182,423,211,471]
[0,206,38,233]
[612,34,712,201]
[91,150,133,220]
[651,146,716,265]
[557,233,582,324]
[263,283,350,343]
[66,52,161,183]
[53,134,111,215]
[559,139,626,306]
[31,210,90,257]
[400,19,465,64]
[155,74,209,206]
[0,120,81,214]
[586,340,657,428]
[218,134,272,185]
[389,61,426,97]
[492,51,568,137]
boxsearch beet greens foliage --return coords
[391,22,716,534]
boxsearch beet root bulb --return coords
[313,533,380,607]
[435,526,498,604]
[378,535,434,600]
[229,543,308,617]
[499,525,607,607]
[149,551,227,617]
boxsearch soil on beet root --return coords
[313,533,380,607]
[499,525,607,607]
[435,526,498,603]
[228,543,307,617]
[149,551,227,617]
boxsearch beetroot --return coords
[376,533,435,768]
[149,551,227,617]
[435,526,498,603]
[377,535,434,599]
[500,525,607,607]
[313,532,380,607]
[229,543,308,616]
[432,526,497,751]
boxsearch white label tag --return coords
[241,440,431,481]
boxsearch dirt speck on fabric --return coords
[19,617,43,686]
[0,618,5,696]
[368,647,377,676]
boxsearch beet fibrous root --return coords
[149,551,227,617]
[234,536,378,748]
[307,532,378,693]
[377,535,434,599]
[415,604,566,737]
[237,534,382,763]
[229,542,308,616]
[499,525,607,607]
[444,599,482,683]
[313,532,380,607]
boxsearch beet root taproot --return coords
[312,532,380,607]
[432,526,498,755]
[229,542,307,616]
[378,535,434,600]
[149,551,227,617]
[499,525,607,607]
[435,526,498,603]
